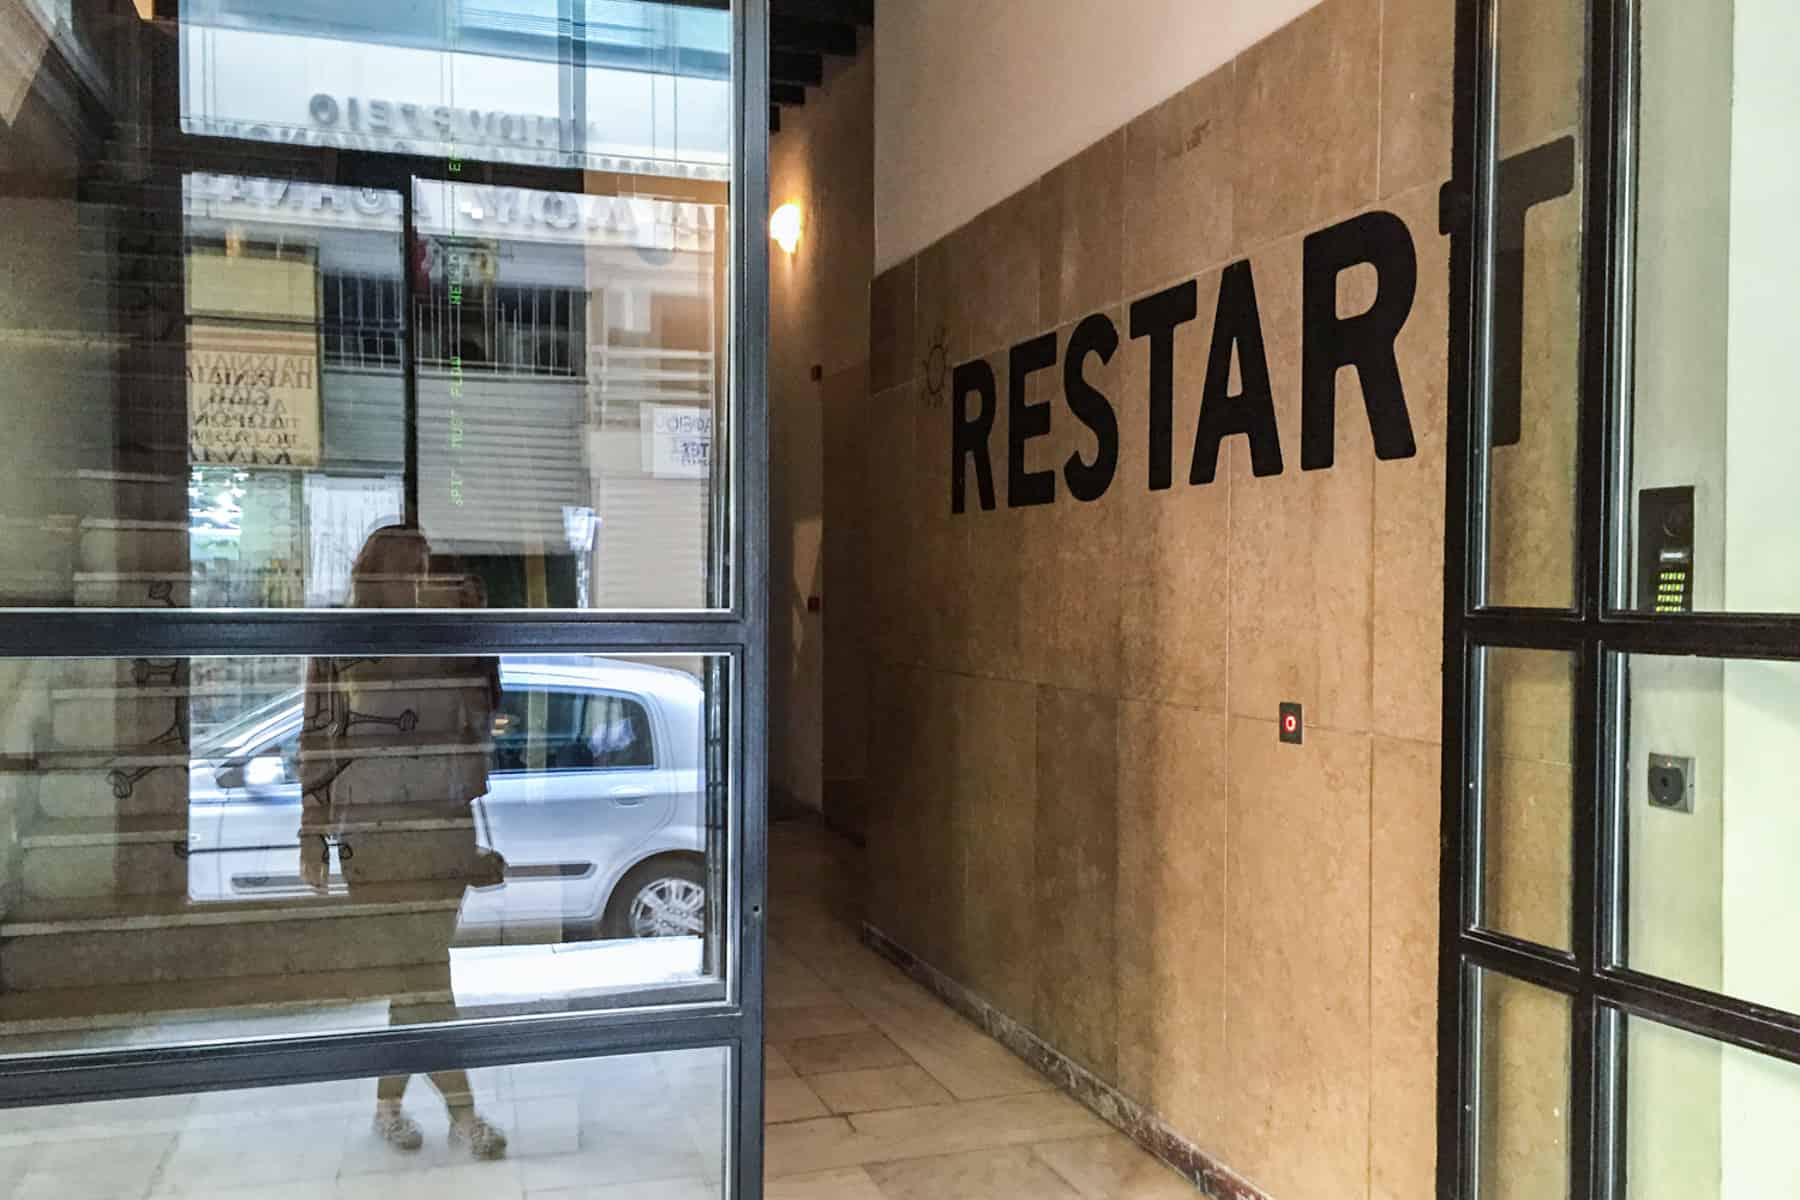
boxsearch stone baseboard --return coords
[860,922,1271,1200]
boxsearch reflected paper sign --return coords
[187,325,322,468]
[641,405,713,479]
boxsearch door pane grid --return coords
[1472,966,1576,1200]
[1474,646,1581,951]
[1448,0,1800,1196]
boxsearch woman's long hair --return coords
[349,524,432,610]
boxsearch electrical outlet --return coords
[1647,753,1694,813]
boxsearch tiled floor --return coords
[0,821,1196,1199]
[762,820,1199,1199]
[0,1048,734,1199]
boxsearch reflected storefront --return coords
[7,3,733,614]
[174,171,725,611]
[0,1,765,1197]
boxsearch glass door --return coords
[0,1,768,1196]
[1443,0,1800,1196]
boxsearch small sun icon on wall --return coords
[921,326,950,408]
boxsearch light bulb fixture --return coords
[770,201,803,255]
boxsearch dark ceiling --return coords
[769,0,873,132]
[683,0,873,133]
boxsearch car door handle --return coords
[609,785,652,806]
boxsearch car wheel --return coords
[604,855,707,939]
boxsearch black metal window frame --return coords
[0,2,770,1197]
[1440,1,1800,1197]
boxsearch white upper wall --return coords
[873,0,1324,271]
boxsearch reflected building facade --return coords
[0,0,739,1082]
[3,0,730,615]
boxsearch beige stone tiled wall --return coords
[861,1,1460,1197]
[771,48,876,821]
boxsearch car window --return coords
[580,692,655,769]
[223,722,301,785]
[490,687,584,772]
[194,690,302,759]
[270,728,301,769]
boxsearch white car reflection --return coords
[184,656,710,943]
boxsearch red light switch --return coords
[1279,702,1303,745]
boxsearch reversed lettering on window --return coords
[641,405,714,479]
[186,325,322,468]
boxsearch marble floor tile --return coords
[761,1116,863,1177]
[14,1132,173,1200]
[787,941,910,996]
[839,976,1054,1100]
[0,1094,197,1147]
[185,1080,363,1124]
[757,825,1198,1195]
[779,1030,915,1076]
[515,1103,715,1193]
[335,1159,525,1200]
[152,1115,347,1193]
[528,1178,717,1200]
[764,1166,889,1200]
[807,1065,955,1115]
[765,1043,798,1080]
[1030,1135,1202,1198]
[766,1002,874,1042]
[506,1097,584,1160]
[518,1148,711,1196]
[0,823,1201,1200]
[0,1145,39,1197]
[151,1184,327,1200]
[765,1076,831,1125]
[788,953,882,1002]
[766,946,844,1010]
[865,1145,1084,1200]
[764,1090,1110,1178]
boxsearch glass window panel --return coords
[1621,1015,1800,1199]
[1480,0,1588,609]
[0,1046,729,1195]
[0,652,728,1056]
[1475,968,1573,1200]
[0,4,730,613]
[1478,647,1576,948]
[178,1,731,177]
[1618,652,1800,1015]
[1622,0,1800,615]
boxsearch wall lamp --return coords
[770,201,804,255]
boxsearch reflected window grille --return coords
[414,277,583,377]
[321,272,583,377]
[321,272,405,371]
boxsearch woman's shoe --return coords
[371,1108,424,1152]
[448,1113,508,1160]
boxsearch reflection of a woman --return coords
[297,525,508,1159]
